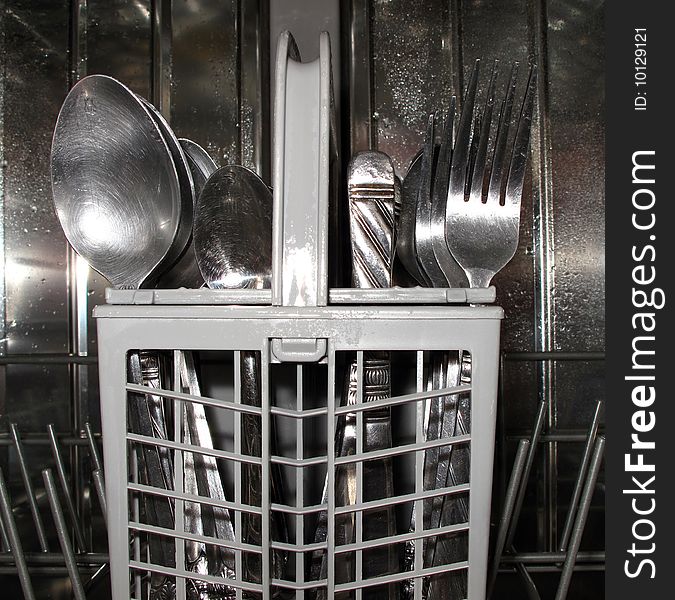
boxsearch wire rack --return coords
[0,422,108,599]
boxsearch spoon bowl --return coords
[195,165,272,289]
[194,164,288,585]
[50,74,182,289]
[156,138,218,289]
[398,151,431,287]
[179,138,219,189]
[138,97,195,281]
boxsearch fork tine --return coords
[416,113,449,285]
[430,97,467,287]
[447,59,480,207]
[418,113,436,211]
[487,63,519,205]
[433,96,457,198]
[431,96,456,204]
[468,61,498,203]
[443,61,535,289]
[466,111,482,200]
[505,65,537,205]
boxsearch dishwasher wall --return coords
[0,1,604,598]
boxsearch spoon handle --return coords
[425,353,471,600]
[178,351,237,596]
[353,353,399,598]
[345,154,398,599]
[240,351,288,589]
[183,420,209,585]
[127,352,176,599]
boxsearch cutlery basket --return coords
[95,29,502,600]
[95,288,502,600]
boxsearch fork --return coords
[445,64,536,288]
[400,59,536,599]
[423,65,500,596]
[401,67,480,600]
[436,60,536,600]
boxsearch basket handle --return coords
[272,31,334,307]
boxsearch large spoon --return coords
[142,133,238,596]
[157,138,217,289]
[138,97,197,284]
[194,165,287,589]
[51,74,190,598]
[51,74,189,290]
[141,95,211,289]
[195,165,272,290]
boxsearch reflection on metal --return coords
[3,0,73,440]
[346,0,373,153]
[73,256,89,355]
[171,0,241,167]
[85,0,152,98]
[240,0,270,179]
[151,0,172,119]
[0,14,5,360]
[369,0,455,175]
[545,0,605,562]
[530,0,558,552]
[69,248,90,532]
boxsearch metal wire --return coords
[0,423,109,590]
[494,350,606,598]
[42,469,87,600]
[0,468,37,600]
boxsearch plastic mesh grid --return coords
[122,346,473,599]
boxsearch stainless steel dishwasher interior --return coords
[0,1,604,598]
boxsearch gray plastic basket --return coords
[94,31,503,600]
[96,300,502,600]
